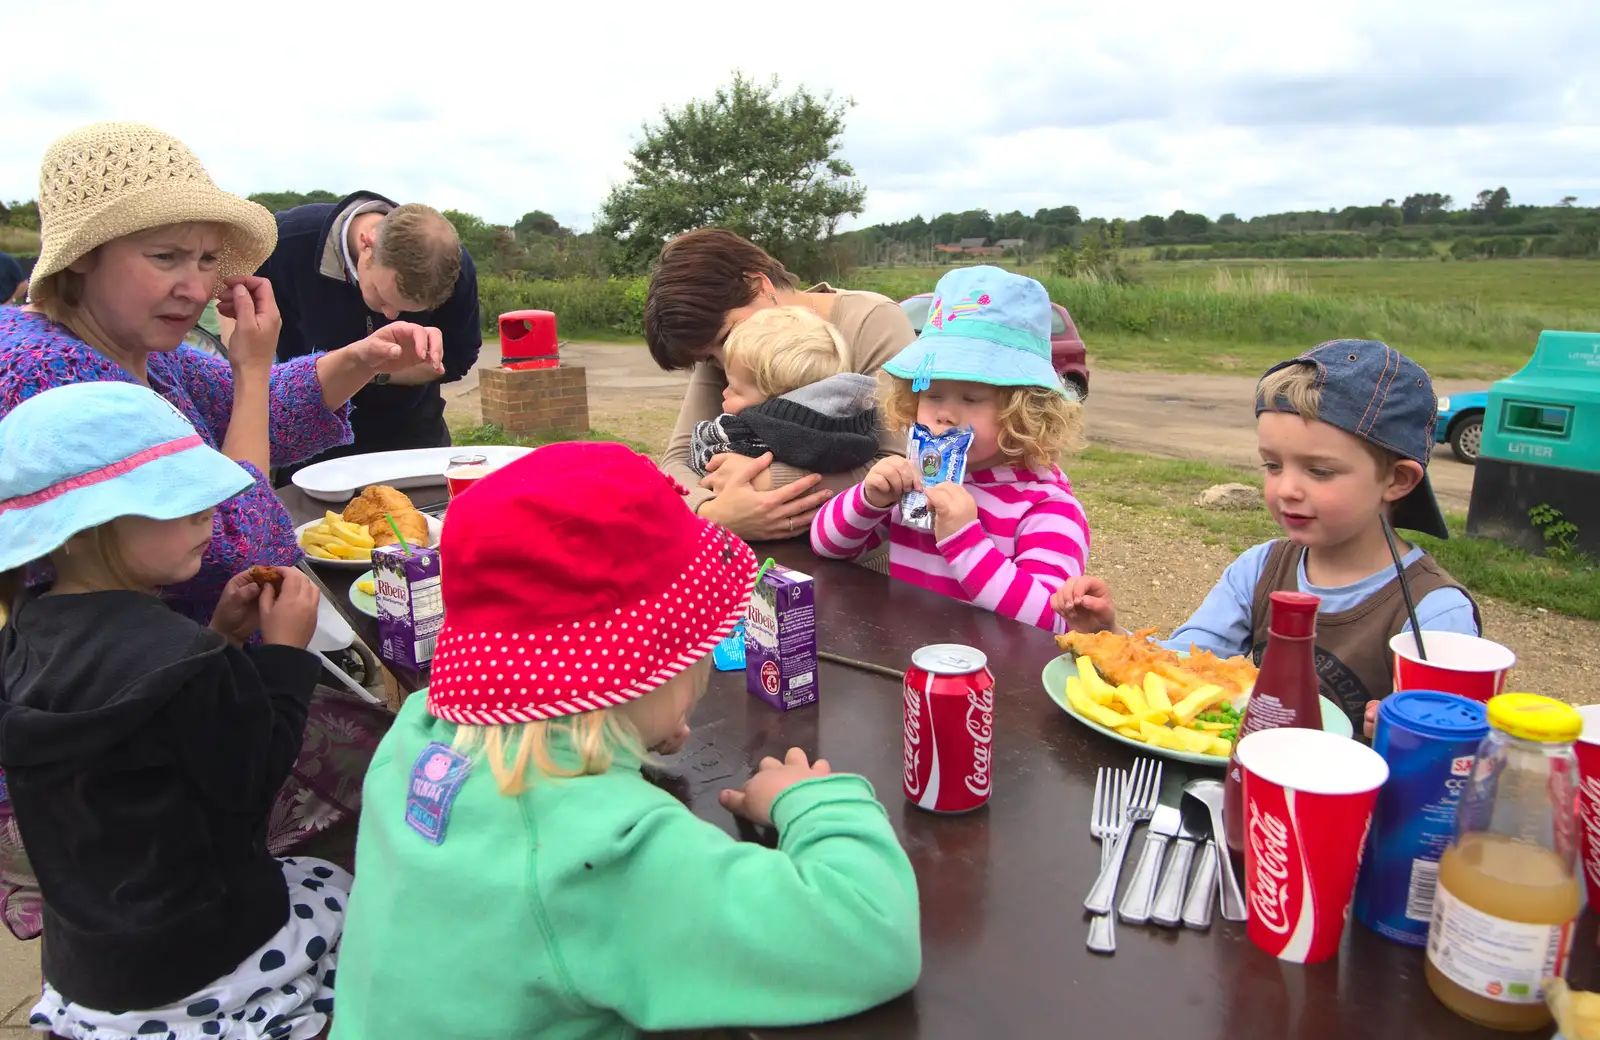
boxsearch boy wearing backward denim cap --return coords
[1053,340,1481,738]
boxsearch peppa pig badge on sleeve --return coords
[406,742,473,845]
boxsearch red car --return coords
[898,293,1090,400]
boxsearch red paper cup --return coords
[444,454,493,499]
[1390,631,1515,704]
[1575,706,1600,913]
[1237,727,1390,964]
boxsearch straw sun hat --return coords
[32,122,277,286]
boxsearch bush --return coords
[477,276,646,338]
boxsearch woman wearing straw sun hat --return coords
[0,122,422,944]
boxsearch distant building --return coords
[995,238,1026,250]
[958,237,988,250]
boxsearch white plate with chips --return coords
[295,514,444,570]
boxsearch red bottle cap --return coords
[1267,590,1320,638]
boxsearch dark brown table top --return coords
[280,483,1589,1039]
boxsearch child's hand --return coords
[862,456,920,509]
[925,482,979,541]
[1363,700,1380,740]
[1051,576,1118,632]
[210,570,264,644]
[652,722,692,756]
[259,568,321,649]
[719,747,832,826]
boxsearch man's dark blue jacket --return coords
[260,191,481,468]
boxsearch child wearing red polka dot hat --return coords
[334,442,922,1039]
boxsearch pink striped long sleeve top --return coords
[811,464,1090,633]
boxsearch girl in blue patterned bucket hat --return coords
[0,382,350,1040]
[811,265,1093,633]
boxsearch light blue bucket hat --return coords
[882,265,1065,395]
[0,382,254,572]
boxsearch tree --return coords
[514,210,564,238]
[954,209,993,241]
[4,199,39,230]
[1401,193,1452,225]
[246,190,340,214]
[1471,187,1510,221]
[597,72,866,276]
[1137,214,1168,240]
[1560,196,1578,207]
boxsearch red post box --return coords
[499,310,559,370]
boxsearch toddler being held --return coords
[690,305,881,478]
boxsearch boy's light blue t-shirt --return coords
[1162,541,1479,659]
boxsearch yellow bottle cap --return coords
[1486,693,1582,743]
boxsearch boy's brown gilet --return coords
[1248,540,1480,736]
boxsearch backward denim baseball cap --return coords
[0,381,253,572]
[1256,339,1449,540]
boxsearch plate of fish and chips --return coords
[1041,628,1351,766]
[295,485,443,570]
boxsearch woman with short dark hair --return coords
[646,229,915,542]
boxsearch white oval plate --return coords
[295,513,444,570]
[291,446,533,503]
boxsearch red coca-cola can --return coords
[903,643,995,813]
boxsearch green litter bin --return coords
[1466,330,1600,555]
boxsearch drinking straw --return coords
[755,557,776,583]
[1381,515,1427,661]
[384,512,413,556]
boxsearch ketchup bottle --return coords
[1224,590,1324,854]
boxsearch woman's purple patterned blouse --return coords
[0,309,354,624]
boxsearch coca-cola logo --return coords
[903,682,924,796]
[964,686,994,797]
[1582,778,1600,888]
[1248,800,1295,936]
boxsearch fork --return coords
[1084,758,1162,916]
[1086,767,1125,954]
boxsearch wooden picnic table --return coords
[279,483,1594,1039]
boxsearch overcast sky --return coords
[3,0,1596,232]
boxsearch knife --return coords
[1151,792,1205,927]
[1118,803,1178,924]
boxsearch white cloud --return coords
[3,0,1597,233]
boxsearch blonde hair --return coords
[1256,363,1321,420]
[450,710,648,796]
[879,376,1086,466]
[724,306,848,399]
[28,268,85,328]
[374,204,461,309]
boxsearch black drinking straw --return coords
[1382,515,1427,661]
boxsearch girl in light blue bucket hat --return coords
[0,382,350,1040]
[811,266,1093,634]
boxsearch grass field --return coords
[844,265,1599,379]
[0,227,38,255]
[1135,258,1600,311]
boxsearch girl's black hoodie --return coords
[0,588,320,1010]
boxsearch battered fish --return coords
[342,485,431,548]
[371,507,429,548]
[1056,628,1258,698]
[342,485,416,528]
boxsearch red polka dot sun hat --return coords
[425,442,758,726]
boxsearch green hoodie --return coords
[332,694,922,1039]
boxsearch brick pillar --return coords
[479,365,590,436]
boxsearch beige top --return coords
[661,284,917,512]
